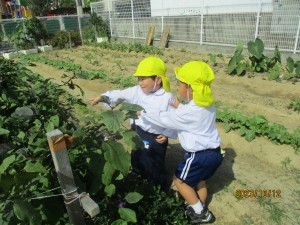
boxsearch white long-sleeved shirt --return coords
[141,100,221,152]
[102,85,177,138]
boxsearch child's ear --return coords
[157,76,162,84]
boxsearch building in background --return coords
[150,0,273,16]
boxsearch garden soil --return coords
[26,46,300,225]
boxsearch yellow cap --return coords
[175,61,214,107]
[133,56,170,92]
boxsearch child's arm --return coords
[90,86,139,106]
[89,96,101,106]
[141,105,188,131]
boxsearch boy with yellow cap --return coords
[90,56,176,188]
[140,61,223,223]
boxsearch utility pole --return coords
[75,0,84,44]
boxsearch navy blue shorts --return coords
[175,147,224,187]
[131,125,168,187]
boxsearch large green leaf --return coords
[124,192,143,204]
[120,102,144,112]
[87,152,104,178]
[101,110,124,133]
[104,183,116,197]
[0,128,10,136]
[227,56,237,74]
[44,115,60,132]
[118,208,137,223]
[236,63,246,76]
[295,63,300,78]
[111,219,128,225]
[13,200,41,225]
[102,162,115,185]
[248,38,264,59]
[245,130,256,142]
[0,155,15,174]
[236,40,244,54]
[268,65,280,80]
[286,57,294,73]
[24,161,48,173]
[122,130,143,149]
[103,141,130,174]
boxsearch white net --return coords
[91,0,300,53]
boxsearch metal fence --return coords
[91,0,300,54]
[0,14,90,52]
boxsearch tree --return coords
[25,0,52,16]
[58,0,76,8]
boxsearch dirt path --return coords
[27,46,300,225]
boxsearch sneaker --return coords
[185,206,212,223]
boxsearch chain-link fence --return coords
[91,0,300,54]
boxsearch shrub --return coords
[48,30,81,49]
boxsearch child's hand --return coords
[89,96,100,106]
[156,134,168,144]
[170,96,180,108]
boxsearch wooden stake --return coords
[145,26,155,45]
[46,129,85,225]
[160,27,170,48]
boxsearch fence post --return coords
[293,17,300,54]
[46,129,85,225]
[108,0,113,37]
[59,15,66,31]
[161,16,164,34]
[200,8,204,45]
[75,0,84,45]
[130,0,135,38]
[254,2,262,39]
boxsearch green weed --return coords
[241,214,255,225]
[281,157,292,169]
[257,197,286,224]
[288,98,300,113]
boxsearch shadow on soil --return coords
[165,145,236,204]
[206,148,236,204]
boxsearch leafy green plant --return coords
[1,58,189,224]
[227,40,247,75]
[83,12,110,43]
[48,30,81,49]
[281,157,292,168]
[10,21,35,50]
[284,57,300,80]
[216,107,300,153]
[209,53,224,66]
[247,38,281,72]
[87,41,164,56]
[228,39,281,76]
[268,64,281,80]
[288,98,300,113]
[25,16,48,46]
[257,197,286,225]
[10,17,48,50]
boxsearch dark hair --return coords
[149,75,157,80]
[150,75,163,88]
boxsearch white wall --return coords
[151,0,273,16]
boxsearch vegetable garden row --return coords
[1,36,300,224]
